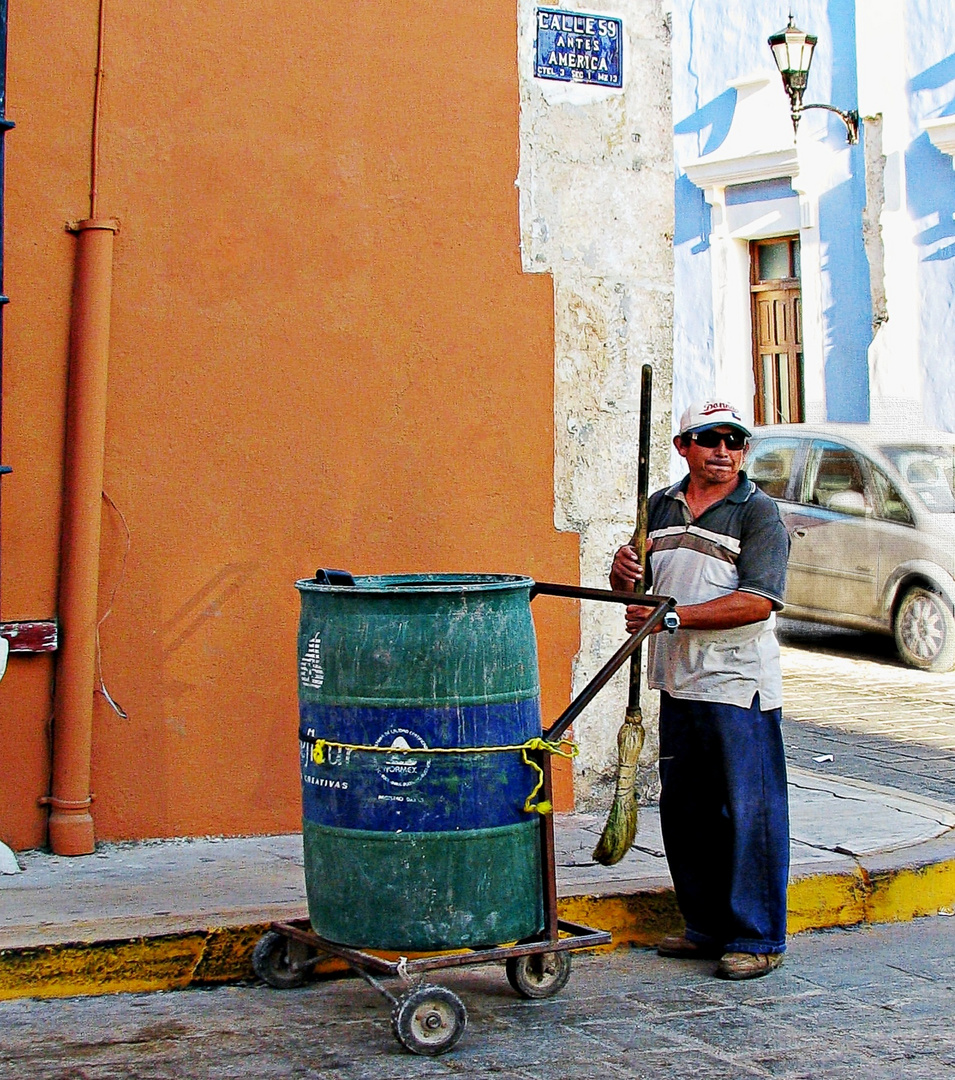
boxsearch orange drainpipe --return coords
[44,0,116,855]
[46,218,118,855]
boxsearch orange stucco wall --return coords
[0,2,579,849]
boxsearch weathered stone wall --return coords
[517,1,674,803]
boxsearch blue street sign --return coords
[534,8,623,88]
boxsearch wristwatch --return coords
[663,610,681,633]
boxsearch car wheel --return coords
[893,586,955,672]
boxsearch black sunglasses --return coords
[689,429,748,451]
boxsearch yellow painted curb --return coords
[4,857,955,1001]
[786,868,868,934]
[558,891,682,949]
[865,858,955,924]
[0,926,269,1002]
[786,856,955,932]
[0,934,209,1001]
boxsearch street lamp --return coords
[768,15,859,144]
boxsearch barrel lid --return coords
[295,573,535,594]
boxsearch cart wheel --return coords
[391,984,467,1056]
[251,930,308,989]
[505,950,572,999]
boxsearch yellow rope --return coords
[306,735,578,815]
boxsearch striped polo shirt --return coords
[645,472,789,709]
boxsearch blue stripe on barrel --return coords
[299,698,543,832]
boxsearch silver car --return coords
[746,424,955,671]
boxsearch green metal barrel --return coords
[296,573,545,951]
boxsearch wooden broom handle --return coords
[627,364,653,712]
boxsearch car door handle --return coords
[791,527,808,539]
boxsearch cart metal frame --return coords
[256,582,675,1055]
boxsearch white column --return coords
[789,175,826,422]
[703,186,756,414]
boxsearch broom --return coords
[592,363,652,866]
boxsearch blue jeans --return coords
[658,691,790,955]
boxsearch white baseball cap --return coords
[678,398,752,438]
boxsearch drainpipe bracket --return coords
[0,619,57,652]
[65,218,120,234]
[38,793,95,810]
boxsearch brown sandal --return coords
[716,951,784,980]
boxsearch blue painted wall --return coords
[906,0,955,431]
[818,0,870,421]
[670,0,721,412]
[673,0,955,432]
[672,0,872,422]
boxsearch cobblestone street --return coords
[3,918,954,1079]
[779,619,955,803]
[781,624,955,742]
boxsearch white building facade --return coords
[673,0,955,437]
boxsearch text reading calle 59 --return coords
[534,8,623,87]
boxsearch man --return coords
[610,398,790,980]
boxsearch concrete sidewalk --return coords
[3,764,955,1001]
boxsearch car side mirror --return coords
[828,490,869,517]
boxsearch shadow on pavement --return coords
[777,617,901,665]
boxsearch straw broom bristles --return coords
[591,705,644,865]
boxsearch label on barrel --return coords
[299,633,325,689]
[373,728,431,788]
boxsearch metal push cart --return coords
[253,580,675,1056]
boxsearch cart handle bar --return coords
[531,581,672,607]
[531,584,675,743]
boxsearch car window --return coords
[879,444,955,513]
[746,438,800,499]
[870,466,914,525]
[803,441,872,513]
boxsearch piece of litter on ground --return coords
[0,840,21,874]
[939,906,955,917]
[813,754,834,763]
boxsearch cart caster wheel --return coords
[506,950,572,999]
[391,984,467,1056]
[252,930,308,989]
